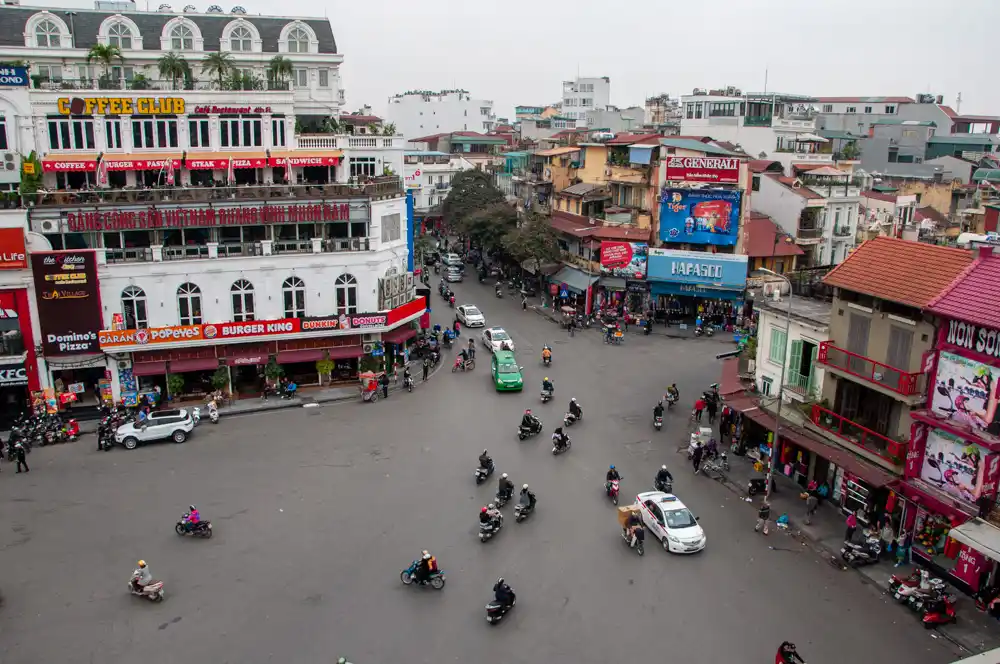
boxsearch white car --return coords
[115,408,195,450]
[457,304,486,327]
[482,327,515,352]
[442,253,463,267]
[635,491,706,554]
[444,266,463,283]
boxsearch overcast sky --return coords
[44,0,998,118]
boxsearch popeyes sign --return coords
[99,297,426,349]
[665,156,741,184]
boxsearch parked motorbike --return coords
[889,569,923,595]
[840,535,882,567]
[694,325,704,337]
[606,478,621,505]
[175,513,213,538]
[895,572,945,604]
[479,514,504,542]
[922,594,957,628]
[452,357,475,373]
[208,406,220,424]
[192,407,202,425]
[748,476,774,497]
[518,418,543,441]
[622,527,645,556]
[128,574,165,602]
[400,561,446,589]
[495,287,503,299]
[909,586,949,614]
[475,461,495,485]
[486,592,515,625]
[540,389,553,404]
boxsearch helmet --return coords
[497,577,505,586]
[544,377,549,382]
[422,552,432,560]
[571,397,577,402]
[488,503,495,510]
[524,409,531,414]
[481,506,488,513]
[502,473,508,479]
[522,484,529,490]
[609,464,615,470]
[662,465,667,471]
[189,505,196,512]
[137,560,146,568]
[483,449,488,456]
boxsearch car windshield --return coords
[664,508,697,529]
[465,307,481,317]
[498,362,518,373]
[492,331,510,341]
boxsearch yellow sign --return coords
[22,162,34,175]
[56,97,186,116]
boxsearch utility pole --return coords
[956,92,963,114]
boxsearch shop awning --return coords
[225,352,268,366]
[42,154,98,172]
[230,154,268,169]
[552,266,599,294]
[169,358,220,372]
[268,151,344,167]
[183,153,230,170]
[327,345,363,360]
[600,276,626,291]
[382,326,417,345]
[103,154,183,171]
[945,519,1000,562]
[132,361,167,376]
[276,348,326,364]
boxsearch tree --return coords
[157,52,190,90]
[86,44,124,77]
[413,233,435,267]
[321,117,341,133]
[202,51,235,89]
[461,203,518,252]
[382,123,396,136]
[268,55,293,86]
[441,169,506,232]
[504,214,561,272]
[840,141,861,161]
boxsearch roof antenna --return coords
[763,66,768,94]
[956,92,963,114]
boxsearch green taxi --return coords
[490,350,523,391]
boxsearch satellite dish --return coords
[206,4,223,11]
[183,4,197,11]
[230,5,246,13]
[157,3,173,10]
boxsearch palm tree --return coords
[202,51,234,90]
[267,55,292,88]
[157,52,190,91]
[86,44,123,87]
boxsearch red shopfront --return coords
[0,288,40,427]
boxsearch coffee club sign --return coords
[57,97,185,116]
[943,319,1000,360]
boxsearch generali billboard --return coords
[665,156,741,184]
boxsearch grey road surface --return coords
[0,276,966,664]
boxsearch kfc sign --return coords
[0,365,28,386]
[665,156,741,184]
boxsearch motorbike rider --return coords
[541,345,552,362]
[479,506,492,525]
[628,521,645,548]
[493,577,515,608]
[131,559,152,593]
[606,464,621,494]
[541,377,554,394]
[520,484,536,510]
[666,383,679,402]
[414,550,436,584]
[653,400,665,419]
[568,398,582,420]
[498,472,514,502]
[486,503,502,526]
[656,464,674,488]
[521,409,539,430]
[184,504,200,531]
[495,282,503,296]
[457,348,469,366]
[552,426,569,450]
[403,365,412,385]
[776,642,805,664]
[479,449,493,470]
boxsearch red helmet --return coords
[525,409,532,415]
[481,506,488,513]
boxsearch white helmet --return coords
[571,397,577,403]
[487,503,495,510]
[522,484,529,490]
[501,473,508,479]
[662,465,667,471]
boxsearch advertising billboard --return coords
[31,251,103,355]
[920,428,985,502]
[664,156,740,184]
[931,351,1000,436]
[0,229,27,269]
[659,188,742,246]
[647,248,748,291]
[600,242,648,280]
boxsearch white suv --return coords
[115,408,195,450]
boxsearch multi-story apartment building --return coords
[816,96,915,135]
[679,91,830,174]
[406,131,506,170]
[386,89,495,140]
[561,76,610,128]
[404,150,473,229]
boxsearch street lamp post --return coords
[756,267,792,503]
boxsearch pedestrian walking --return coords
[755,501,770,535]
[569,317,575,338]
[691,443,704,474]
[706,400,718,425]
[895,530,911,567]
[521,295,527,311]
[804,493,819,525]
[379,372,389,399]
[623,314,630,332]
[15,442,28,473]
[453,319,461,337]
[694,397,706,423]
[467,338,475,360]
[845,511,858,543]
[422,357,430,382]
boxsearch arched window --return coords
[286,26,310,53]
[121,286,148,329]
[108,22,133,49]
[230,25,252,51]
[35,19,61,48]
[282,276,305,318]
[177,282,202,326]
[335,274,357,315]
[171,24,194,50]
[231,279,255,322]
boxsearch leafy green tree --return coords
[382,123,396,136]
[202,51,235,89]
[441,169,505,232]
[157,52,190,90]
[268,55,293,86]
[86,44,124,76]
[461,203,518,252]
[504,214,561,271]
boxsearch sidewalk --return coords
[528,304,733,341]
[681,444,1000,655]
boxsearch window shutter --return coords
[789,340,803,379]
[806,345,819,394]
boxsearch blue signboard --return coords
[659,188,742,246]
[0,67,28,87]
[559,288,569,299]
[647,249,748,297]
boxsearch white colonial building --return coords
[753,291,831,404]
[386,90,495,141]
[561,76,610,128]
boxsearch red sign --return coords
[0,229,27,269]
[232,158,267,169]
[67,202,352,232]
[665,156,741,184]
[203,320,298,340]
[599,241,647,280]
[268,156,341,167]
[104,158,182,171]
[42,160,97,172]
[186,158,229,170]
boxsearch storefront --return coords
[548,266,598,313]
[597,241,649,314]
[646,248,748,327]
[98,297,426,403]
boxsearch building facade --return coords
[561,76,610,128]
[386,90,496,140]
[404,150,473,230]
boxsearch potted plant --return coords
[263,358,284,383]
[316,358,334,386]
[166,373,186,399]
[210,366,230,393]
[130,74,151,90]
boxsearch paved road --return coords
[0,276,967,664]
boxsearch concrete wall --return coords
[755,306,829,400]
[751,175,807,236]
[386,92,495,141]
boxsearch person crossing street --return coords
[15,442,28,473]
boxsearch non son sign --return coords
[945,319,1000,360]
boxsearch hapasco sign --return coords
[64,202,352,232]
[57,97,185,116]
[665,156,741,184]
[647,248,749,292]
[944,319,1000,360]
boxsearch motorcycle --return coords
[452,357,475,372]
[922,594,957,628]
[192,407,202,425]
[495,490,511,508]
[449,296,455,308]
[706,325,715,338]
[654,476,673,493]
[479,514,503,542]
[748,476,774,497]
[514,498,534,523]
[486,593,515,625]
[840,535,881,567]
[175,513,213,538]
[653,414,663,430]
[128,574,165,602]
[542,353,552,367]
[552,436,571,455]
[540,389,553,404]
[889,569,923,595]
[563,408,582,427]
[443,336,453,349]
[404,376,414,392]
[909,587,949,614]
[622,527,645,556]
[208,407,220,424]
[475,461,495,485]
[495,287,503,299]
[896,572,945,604]
[518,418,543,441]
[606,478,621,505]
[665,392,678,409]
[400,561,446,590]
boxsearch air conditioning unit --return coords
[362,333,379,343]
[4,153,13,162]
[362,343,374,354]
[117,360,130,370]
[39,219,59,233]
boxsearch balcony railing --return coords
[103,237,371,264]
[833,226,854,237]
[26,178,404,208]
[817,341,924,396]
[797,224,825,239]
[811,404,906,464]
[745,115,773,127]
[784,371,812,396]
[296,135,403,149]
[434,182,450,190]
[33,77,291,92]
